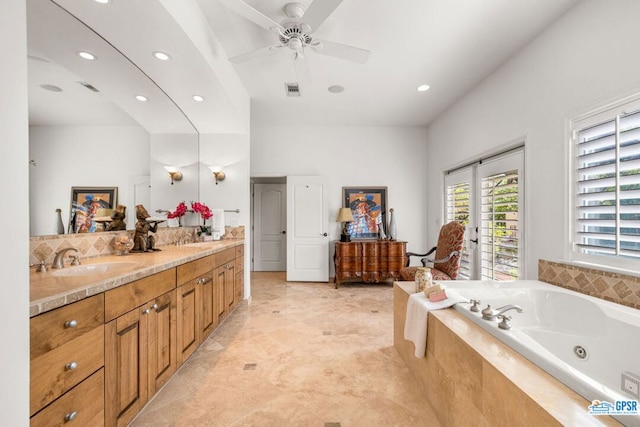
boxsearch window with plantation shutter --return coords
[573,104,640,262]
[444,148,523,280]
[445,180,471,279]
[480,169,519,280]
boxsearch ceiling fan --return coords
[218,0,370,64]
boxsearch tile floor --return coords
[131,272,441,426]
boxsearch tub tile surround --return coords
[393,282,620,427]
[539,259,640,309]
[29,228,244,317]
[29,225,244,266]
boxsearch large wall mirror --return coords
[27,0,199,236]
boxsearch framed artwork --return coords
[69,186,118,233]
[342,186,387,240]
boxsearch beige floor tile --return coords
[130,272,441,427]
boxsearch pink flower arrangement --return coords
[191,202,214,235]
[167,201,188,219]
[191,202,213,221]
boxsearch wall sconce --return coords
[208,165,226,185]
[336,207,354,242]
[164,166,182,185]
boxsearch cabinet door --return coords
[146,291,177,396]
[199,274,217,341]
[224,262,236,311]
[176,282,198,366]
[214,265,226,322]
[105,308,148,427]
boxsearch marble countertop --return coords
[30,240,243,317]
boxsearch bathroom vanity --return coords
[29,240,244,427]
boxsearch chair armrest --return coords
[405,246,437,267]
[425,250,460,265]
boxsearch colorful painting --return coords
[69,187,118,233]
[342,187,387,240]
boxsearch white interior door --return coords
[286,176,329,282]
[253,183,286,271]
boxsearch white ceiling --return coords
[27,0,581,132]
[199,0,581,127]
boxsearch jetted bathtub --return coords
[445,280,640,427]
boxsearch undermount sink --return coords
[50,261,140,277]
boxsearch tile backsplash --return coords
[538,259,640,310]
[30,226,245,266]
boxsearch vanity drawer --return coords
[215,248,235,267]
[30,294,104,359]
[30,325,104,415]
[105,268,176,322]
[177,255,214,284]
[31,368,104,427]
[235,245,244,258]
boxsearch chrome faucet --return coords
[52,247,80,269]
[481,304,523,321]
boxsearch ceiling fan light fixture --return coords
[288,37,303,52]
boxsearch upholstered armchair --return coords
[400,221,465,281]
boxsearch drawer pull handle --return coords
[142,308,150,314]
[151,303,159,311]
[65,361,78,371]
[64,320,78,328]
[64,411,77,422]
[200,277,212,285]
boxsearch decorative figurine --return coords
[107,205,127,231]
[132,204,161,252]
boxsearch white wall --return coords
[150,133,199,223]
[29,125,149,234]
[251,123,429,273]
[1,0,29,425]
[425,0,640,278]
[199,132,251,294]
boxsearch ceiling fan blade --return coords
[218,0,285,33]
[228,45,282,64]
[312,39,370,64]
[302,0,343,33]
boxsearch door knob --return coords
[281,230,286,234]
[322,233,328,237]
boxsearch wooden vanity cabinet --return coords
[30,294,105,424]
[104,268,177,427]
[176,255,217,365]
[214,248,236,321]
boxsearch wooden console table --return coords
[334,241,408,288]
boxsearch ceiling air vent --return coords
[78,81,100,92]
[285,82,300,97]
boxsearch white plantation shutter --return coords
[574,106,640,261]
[445,168,473,279]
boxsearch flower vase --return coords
[388,208,397,241]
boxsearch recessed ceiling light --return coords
[153,51,171,61]
[77,51,97,61]
[192,95,205,102]
[135,95,148,102]
[328,85,344,94]
[417,84,431,92]
[94,0,110,3]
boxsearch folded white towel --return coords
[403,289,467,358]
[211,209,225,236]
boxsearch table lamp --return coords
[336,207,355,242]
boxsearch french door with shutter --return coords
[444,148,525,280]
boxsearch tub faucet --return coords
[52,247,79,269]
[481,304,523,321]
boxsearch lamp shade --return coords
[336,207,354,223]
